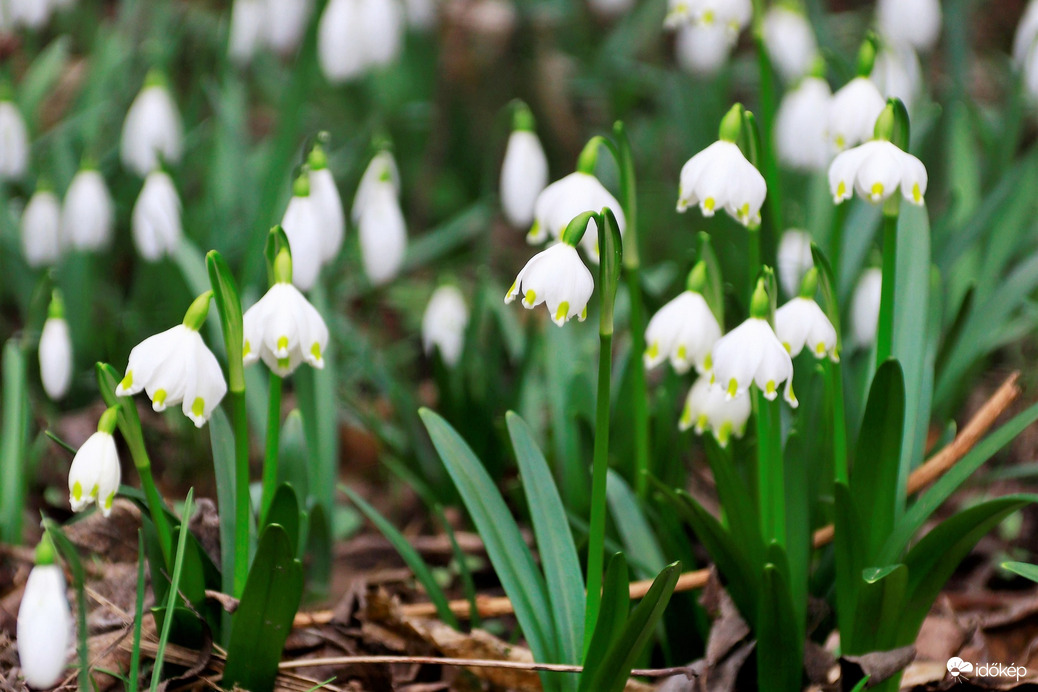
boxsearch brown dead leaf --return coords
[64,499,141,563]
[840,645,915,688]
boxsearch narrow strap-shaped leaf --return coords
[701,437,763,568]
[266,484,301,558]
[0,340,27,545]
[1002,561,1038,583]
[580,553,630,688]
[833,482,866,654]
[151,490,194,692]
[757,559,802,692]
[606,470,666,580]
[851,564,907,653]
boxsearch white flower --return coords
[39,316,72,401]
[674,22,733,77]
[777,230,814,298]
[505,242,594,326]
[850,267,882,349]
[644,290,721,374]
[68,429,121,516]
[1013,1,1038,66]
[0,99,29,180]
[9,0,53,29]
[500,129,549,229]
[422,285,469,366]
[677,140,766,228]
[264,0,313,55]
[358,178,407,285]
[665,0,751,38]
[871,44,922,109]
[120,79,183,177]
[229,0,266,65]
[829,139,927,206]
[243,282,329,378]
[530,171,625,263]
[61,168,114,251]
[317,0,403,83]
[877,0,941,52]
[763,6,818,83]
[117,313,228,427]
[775,297,838,361]
[352,150,400,222]
[309,165,345,264]
[17,563,71,689]
[132,170,182,262]
[774,76,832,172]
[21,188,62,268]
[827,76,885,152]
[711,317,797,406]
[678,377,751,446]
[281,175,324,291]
[404,0,437,29]
[1024,46,1038,103]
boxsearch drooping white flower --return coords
[877,0,941,52]
[352,150,400,222]
[677,140,766,228]
[120,74,183,177]
[775,296,838,361]
[61,167,114,251]
[281,173,324,291]
[827,76,885,152]
[678,377,751,446]
[116,293,227,428]
[264,0,313,55]
[674,23,733,77]
[21,187,62,268]
[17,540,71,690]
[850,267,882,349]
[9,0,53,29]
[774,76,832,172]
[777,230,814,298]
[644,279,721,374]
[68,413,121,516]
[1013,0,1038,67]
[422,285,469,366]
[0,99,29,180]
[763,6,818,83]
[229,0,266,65]
[39,292,72,401]
[357,173,407,286]
[871,44,922,109]
[317,0,404,83]
[530,171,625,262]
[308,146,346,264]
[829,139,927,206]
[500,106,549,229]
[505,242,594,327]
[242,250,329,378]
[665,0,751,39]
[132,170,182,262]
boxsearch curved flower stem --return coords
[826,360,848,485]
[755,389,785,546]
[260,373,283,527]
[876,206,899,366]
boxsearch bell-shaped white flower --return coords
[665,0,751,39]
[39,292,72,401]
[9,0,53,29]
[68,411,121,516]
[763,6,818,83]
[674,23,733,77]
[0,99,29,180]
[61,167,114,252]
[506,241,594,327]
[877,0,941,52]
[281,173,324,291]
[829,139,927,206]
[132,170,182,262]
[21,187,62,269]
[850,267,882,350]
[17,539,71,690]
[530,170,625,262]
[678,127,767,228]
[644,263,721,374]
[307,146,346,264]
[678,377,751,446]
[775,295,838,361]
[229,0,266,65]
[827,76,885,152]
[871,44,922,109]
[774,76,831,172]
[116,292,228,427]
[264,0,313,55]
[500,105,549,229]
[354,151,407,285]
[352,150,401,222]
[422,285,469,366]
[318,0,404,83]
[1014,0,1038,67]
[243,249,329,377]
[777,230,814,297]
[120,74,183,177]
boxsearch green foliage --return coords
[0,340,28,545]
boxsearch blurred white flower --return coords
[1014,0,1038,66]
[871,44,922,109]
[530,171,624,263]
[665,0,751,39]
[677,140,766,228]
[120,75,183,177]
[763,6,818,83]
[877,0,941,52]
[679,377,751,446]
[644,290,721,374]
[264,0,313,55]
[775,296,838,361]
[39,293,72,401]
[229,0,266,65]
[21,188,62,269]
[68,425,121,516]
[588,0,635,18]
[774,76,831,172]
[827,76,885,152]
[500,114,549,229]
[62,168,114,251]
[281,173,324,291]
[0,99,29,180]
[404,0,438,29]
[422,285,469,366]
[674,22,733,77]
[132,170,182,262]
[352,150,400,221]
[9,0,53,29]
[17,548,71,689]
[829,139,927,206]
[506,242,594,326]
[318,0,404,83]
[777,230,814,298]
[850,267,882,349]
[711,317,797,406]
[308,146,346,264]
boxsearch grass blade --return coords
[151,489,194,692]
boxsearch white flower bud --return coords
[281,178,324,292]
[644,290,721,374]
[530,171,625,264]
[62,168,114,251]
[229,0,266,66]
[21,188,62,268]
[17,563,71,689]
[309,166,346,264]
[505,242,594,327]
[9,0,53,29]
[775,297,839,361]
[264,0,313,55]
[1014,1,1038,67]
[674,23,732,77]
[358,180,407,285]
[871,44,922,109]
[422,285,469,366]
[763,6,818,83]
[352,150,400,222]
[777,230,814,298]
[120,79,184,177]
[68,429,121,516]
[318,0,402,82]
[0,100,29,180]
[500,129,549,229]
[679,377,751,447]
[39,316,72,401]
[877,0,941,52]
[132,170,183,262]
[850,268,882,350]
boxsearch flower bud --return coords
[0,99,29,181]
[17,537,71,689]
[422,285,469,366]
[40,292,72,400]
[62,167,115,251]
[21,187,62,269]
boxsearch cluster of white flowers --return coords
[667,0,751,77]
[19,166,114,265]
[353,149,408,286]
[229,0,313,63]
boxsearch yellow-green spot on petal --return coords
[815,342,826,356]
[727,378,738,397]
[783,342,792,353]
[676,345,687,361]
[90,483,99,499]
[104,493,114,510]
[696,414,709,432]
[243,341,252,358]
[311,342,322,361]
[870,182,884,200]
[119,371,133,391]
[703,197,716,212]
[703,353,713,371]
[191,397,205,419]
[524,289,536,307]
[835,135,846,150]
[766,380,777,396]
[738,203,749,220]
[555,301,570,323]
[153,389,167,408]
[717,422,733,446]
[679,406,692,427]
[580,306,587,320]
[836,181,847,199]
[912,183,921,203]
[72,481,83,501]
[277,335,289,352]
[702,8,715,23]
[646,342,659,360]
[506,282,516,301]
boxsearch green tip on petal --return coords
[799,267,819,298]
[292,172,311,197]
[182,290,214,330]
[47,289,65,319]
[718,103,744,143]
[512,100,536,132]
[144,68,168,89]
[686,260,708,293]
[35,533,58,566]
[97,407,119,435]
[308,143,329,171]
[750,279,770,319]
[857,33,878,76]
[274,247,293,284]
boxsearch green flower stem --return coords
[226,390,251,597]
[750,0,783,241]
[259,373,283,527]
[830,202,849,289]
[876,205,899,366]
[755,390,785,546]
[749,228,762,303]
[826,360,848,485]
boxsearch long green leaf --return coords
[606,470,666,580]
[209,408,237,619]
[266,484,302,558]
[151,490,194,692]
[833,482,866,654]
[757,558,801,692]
[0,340,28,545]
[701,437,763,570]
[580,553,630,686]
[1001,561,1038,583]
[851,564,907,653]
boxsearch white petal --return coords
[282,193,324,291]
[501,130,549,229]
[17,565,72,689]
[422,285,469,366]
[318,0,367,82]
[854,141,902,203]
[264,0,313,55]
[181,335,228,427]
[132,171,182,262]
[120,85,184,177]
[774,77,831,172]
[229,0,266,65]
[39,318,73,400]
[828,77,885,151]
[62,170,115,251]
[21,190,62,268]
[0,101,29,180]
[777,230,814,297]
[310,168,346,262]
[358,182,407,285]
[897,150,928,205]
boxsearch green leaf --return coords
[209,408,237,611]
[579,561,680,692]
[206,250,245,393]
[129,531,146,691]
[810,244,842,351]
[757,559,802,692]
[340,485,459,629]
[0,340,28,545]
[419,409,559,678]
[151,490,195,692]
[1002,561,1038,583]
[606,470,666,580]
[697,232,724,326]
[701,437,763,569]
[305,504,332,600]
[278,410,310,502]
[851,564,907,653]
[20,38,70,121]
[266,484,302,558]
[833,482,866,653]
[507,412,585,671]
[262,225,293,288]
[223,525,304,692]
[580,553,630,689]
